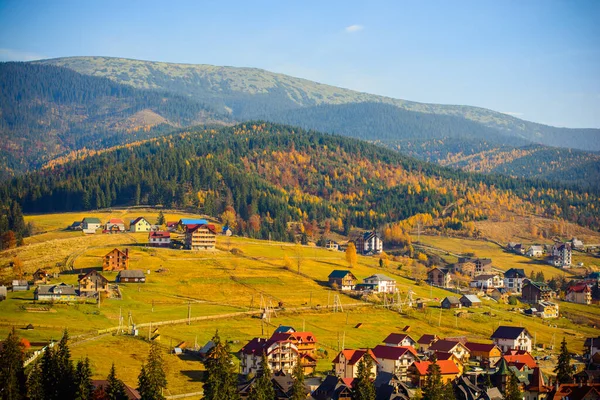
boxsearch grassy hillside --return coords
[1,210,599,394]
[37,56,600,151]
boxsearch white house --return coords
[148,231,171,248]
[503,268,527,293]
[470,274,504,290]
[363,274,396,293]
[82,217,102,234]
[239,337,299,376]
[526,245,544,257]
[356,231,383,255]
[491,326,532,353]
[372,345,419,380]
[382,333,417,348]
[333,349,378,379]
[551,243,572,268]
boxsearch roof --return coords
[92,380,140,400]
[524,281,553,292]
[83,217,101,224]
[12,280,28,286]
[473,274,500,281]
[461,295,481,303]
[428,339,464,353]
[464,342,498,353]
[417,334,438,345]
[503,350,537,369]
[411,360,459,375]
[528,245,544,251]
[108,218,125,224]
[187,224,217,234]
[382,333,415,345]
[364,274,395,282]
[130,217,150,226]
[105,248,128,257]
[179,218,208,226]
[504,268,526,278]
[428,267,449,275]
[332,349,377,366]
[78,270,109,283]
[372,345,418,360]
[491,326,529,340]
[35,283,76,296]
[118,270,145,278]
[149,231,171,239]
[328,270,355,279]
[442,296,460,304]
[274,325,296,334]
[568,283,591,293]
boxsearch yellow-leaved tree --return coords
[346,242,358,268]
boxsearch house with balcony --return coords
[362,274,396,293]
[427,267,451,288]
[333,349,378,379]
[503,268,527,293]
[491,326,532,353]
[328,270,357,291]
[185,224,217,250]
[382,333,417,348]
[550,243,572,268]
[355,230,383,255]
[239,336,300,376]
[566,283,592,304]
[470,274,504,290]
[521,281,555,303]
[372,345,419,380]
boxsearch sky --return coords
[1,0,599,128]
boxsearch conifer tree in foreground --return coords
[27,362,45,400]
[290,358,305,400]
[0,328,27,400]
[554,337,573,384]
[106,363,129,400]
[422,357,445,400]
[56,330,76,398]
[138,343,167,400]
[353,353,376,400]
[504,371,522,400]
[74,357,94,400]
[248,355,274,400]
[204,330,240,400]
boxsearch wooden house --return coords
[185,224,217,250]
[408,360,460,387]
[78,270,109,294]
[460,294,482,308]
[312,375,353,400]
[327,270,357,291]
[465,342,502,368]
[333,349,378,379]
[34,283,77,302]
[441,296,461,309]
[428,267,451,288]
[33,269,51,284]
[82,217,102,234]
[417,334,439,353]
[129,217,152,232]
[148,231,171,248]
[117,270,146,283]
[521,281,555,303]
[102,248,129,271]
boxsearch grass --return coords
[1,210,599,392]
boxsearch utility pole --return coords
[152,300,154,313]
[188,301,191,325]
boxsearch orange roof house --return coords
[408,360,460,387]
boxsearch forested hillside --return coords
[0,62,227,177]
[38,56,600,151]
[1,122,598,242]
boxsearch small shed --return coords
[12,280,29,292]
[441,296,461,309]
[460,295,482,308]
[0,285,7,301]
[117,270,146,283]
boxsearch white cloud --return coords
[344,25,364,33]
[0,48,47,62]
[501,111,524,117]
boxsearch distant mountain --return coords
[37,56,600,151]
[0,62,227,177]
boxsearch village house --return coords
[104,218,126,233]
[116,270,146,283]
[82,217,102,234]
[491,326,533,352]
[268,330,318,374]
[546,383,600,400]
[91,380,140,400]
[372,345,419,379]
[333,349,378,379]
[408,360,460,387]
[148,231,171,248]
[12,280,29,291]
[454,257,493,277]
[536,301,559,319]
[441,296,461,309]
[312,375,353,400]
[239,336,300,376]
[571,237,584,250]
[504,268,527,293]
[78,270,109,294]
[550,243,572,268]
[68,221,83,230]
[355,230,383,255]
[427,267,451,288]
[185,224,217,250]
[382,333,417,348]
[428,339,471,364]
[526,245,544,257]
[503,350,537,370]
[507,242,525,255]
[362,274,396,293]
[521,281,555,303]
[584,337,600,361]
[460,294,482,308]
[488,287,509,303]
[566,283,592,304]
[464,342,502,368]
[417,334,439,353]
[33,269,51,284]
[470,274,504,290]
[325,240,339,251]
[177,218,208,231]
[327,270,357,291]
[102,248,129,271]
[130,217,152,232]
[166,221,178,231]
[34,283,77,302]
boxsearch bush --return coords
[508,295,518,305]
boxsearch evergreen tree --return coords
[483,373,493,388]
[422,358,445,400]
[40,343,59,400]
[353,354,376,400]
[248,355,274,400]
[156,211,165,226]
[137,343,167,400]
[74,358,94,400]
[204,330,240,400]
[56,330,76,398]
[504,372,522,400]
[290,358,305,400]
[554,337,573,384]
[0,329,27,400]
[107,363,129,400]
[27,363,45,400]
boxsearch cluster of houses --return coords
[325,230,384,256]
[507,239,583,269]
[327,271,397,294]
[236,324,600,399]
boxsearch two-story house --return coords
[34,283,78,302]
[333,349,378,379]
[102,248,129,271]
[78,270,109,294]
[104,218,126,233]
[526,245,544,257]
[328,270,357,291]
[149,231,171,248]
[470,274,504,290]
[464,342,502,368]
[355,231,383,255]
[130,217,152,232]
[185,224,217,250]
[239,336,300,376]
[428,339,471,364]
[417,334,439,353]
[491,326,532,353]
[82,217,102,234]
[408,360,460,388]
[521,281,555,303]
[372,345,419,380]
[566,283,592,305]
[428,267,451,288]
[382,333,417,348]
[362,274,396,293]
[503,268,527,293]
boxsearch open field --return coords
[1,210,599,394]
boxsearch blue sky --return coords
[1,0,599,128]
